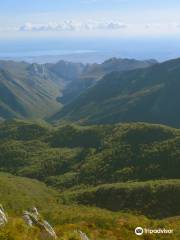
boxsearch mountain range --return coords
[2,57,180,128]
[0,58,156,121]
[53,58,180,127]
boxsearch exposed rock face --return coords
[79,230,90,240]
[0,205,8,226]
[23,207,57,239]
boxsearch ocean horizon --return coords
[1,37,180,63]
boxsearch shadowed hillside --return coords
[53,58,180,127]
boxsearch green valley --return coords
[0,58,180,239]
[0,58,155,121]
[0,121,180,239]
[54,58,180,128]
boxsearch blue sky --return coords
[0,0,179,12]
[0,0,180,39]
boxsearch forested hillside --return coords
[54,58,180,127]
[0,120,179,220]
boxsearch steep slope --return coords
[53,58,180,127]
[81,58,157,80]
[47,58,155,82]
[0,172,58,214]
[1,172,151,240]
[57,58,156,104]
[0,61,63,119]
[46,60,85,81]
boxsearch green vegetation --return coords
[1,57,180,239]
[0,172,58,214]
[62,180,180,218]
[1,172,179,239]
[54,58,180,128]
[0,61,63,119]
[1,211,180,240]
[0,58,156,121]
[0,120,179,215]
[1,120,179,186]
[0,120,180,239]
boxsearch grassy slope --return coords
[1,213,180,240]
[0,172,58,214]
[0,61,62,120]
[1,172,180,239]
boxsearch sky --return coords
[1,0,180,39]
[1,0,180,62]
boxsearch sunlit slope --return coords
[0,172,58,214]
[0,62,62,120]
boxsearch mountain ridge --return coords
[0,58,156,120]
[52,57,180,127]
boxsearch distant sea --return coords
[1,37,180,64]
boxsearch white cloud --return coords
[1,19,180,39]
[19,20,128,32]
